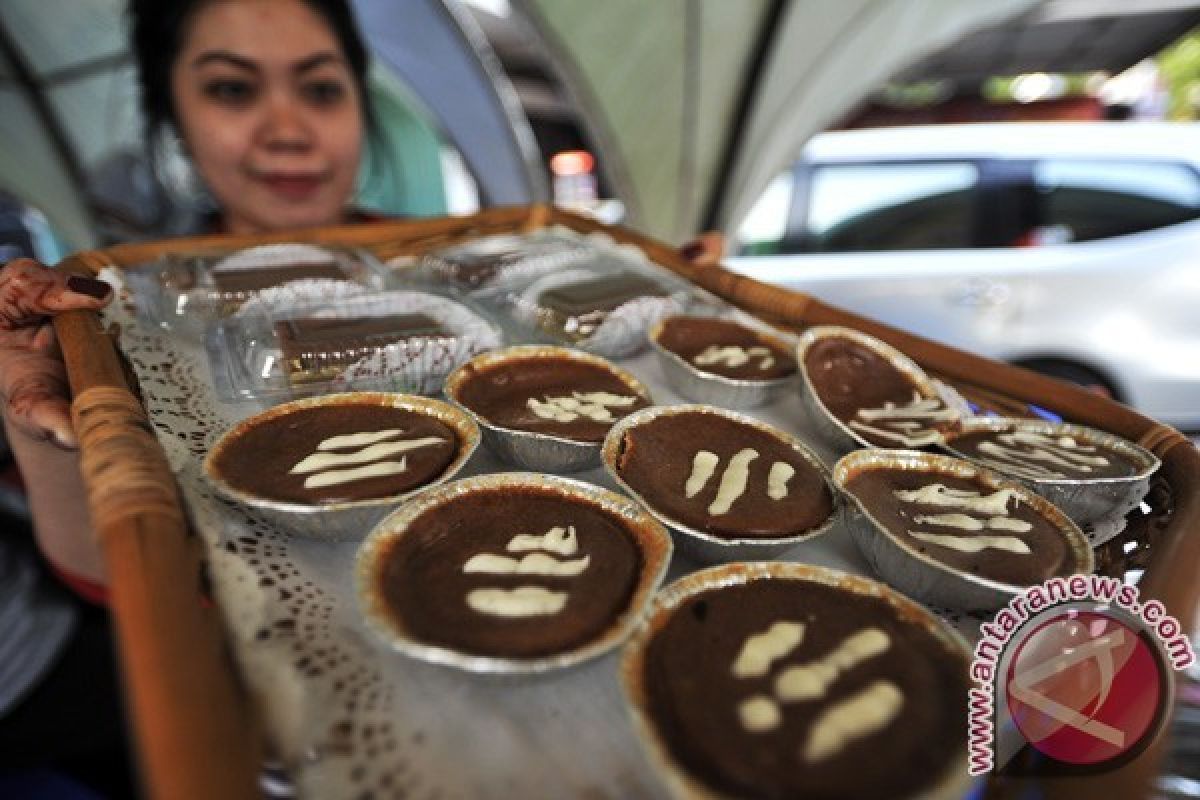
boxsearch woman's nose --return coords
[260,94,313,151]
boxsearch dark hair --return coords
[129,0,383,179]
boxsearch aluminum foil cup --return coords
[355,472,673,675]
[619,561,974,800]
[647,316,796,409]
[601,404,841,562]
[202,392,480,540]
[444,345,652,473]
[796,325,959,455]
[833,449,1095,611]
[940,417,1160,545]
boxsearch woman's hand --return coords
[678,231,725,268]
[0,258,112,449]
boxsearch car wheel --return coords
[1012,358,1123,403]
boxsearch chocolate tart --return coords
[444,345,652,472]
[834,449,1094,610]
[797,326,961,453]
[621,562,973,800]
[648,315,797,409]
[602,405,839,562]
[203,392,480,539]
[941,417,1160,543]
[355,473,672,674]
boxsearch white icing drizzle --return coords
[506,525,578,556]
[693,345,775,371]
[856,392,957,422]
[738,695,782,733]
[732,621,806,678]
[775,629,891,702]
[290,436,446,474]
[317,428,405,451]
[893,484,1021,516]
[461,526,589,616]
[912,513,1032,533]
[970,431,1112,480]
[685,451,720,498]
[908,531,1032,554]
[461,552,591,576]
[802,681,904,762]
[848,391,955,446]
[465,587,569,617]
[526,391,638,423]
[894,483,1035,557]
[767,462,795,500]
[848,419,943,447]
[301,458,408,489]
[709,448,759,515]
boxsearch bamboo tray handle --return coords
[53,253,261,800]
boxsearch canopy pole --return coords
[698,0,788,235]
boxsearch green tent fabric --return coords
[358,67,449,218]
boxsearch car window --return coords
[1033,160,1200,242]
[802,162,978,252]
[736,171,795,255]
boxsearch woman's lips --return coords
[255,172,326,201]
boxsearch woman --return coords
[2,0,375,589]
[0,1,376,793]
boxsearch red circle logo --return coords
[1005,610,1165,766]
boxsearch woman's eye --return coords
[203,79,256,106]
[302,80,347,107]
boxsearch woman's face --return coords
[171,0,365,234]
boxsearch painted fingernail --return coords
[51,427,78,451]
[66,275,112,299]
[679,241,705,260]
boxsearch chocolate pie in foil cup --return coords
[796,325,962,455]
[940,416,1159,545]
[602,404,840,563]
[355,472,672,675]
[203,392,480,540]
[444,345,652,473]
[834,449,1094,611]
[648,315,797,410]
[620,561,974,800]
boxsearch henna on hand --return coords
[0,258,113,448]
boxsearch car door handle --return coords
[952,278,1011,307]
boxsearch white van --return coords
[729,122,1200,430]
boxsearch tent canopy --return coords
[0,0,1045,249]
[518,0,1041,243]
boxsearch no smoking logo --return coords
[1005,610,1166,766]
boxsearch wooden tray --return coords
[52,206,1199,800]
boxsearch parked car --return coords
[728,121,1200,430]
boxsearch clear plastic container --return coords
[498,257,693,359]
[399,229,594,291]
[205,290,504,403]
[129,243,387,339]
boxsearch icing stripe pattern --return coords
[894,483,1035,555]
[733,624,898,753]
[527,391,638,423]
[288,429,447,489]
[694,345,775,371]
[683,448,798,515]
[970,431,1111,480]
[848,391,956,447]
[460,525,589,617]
